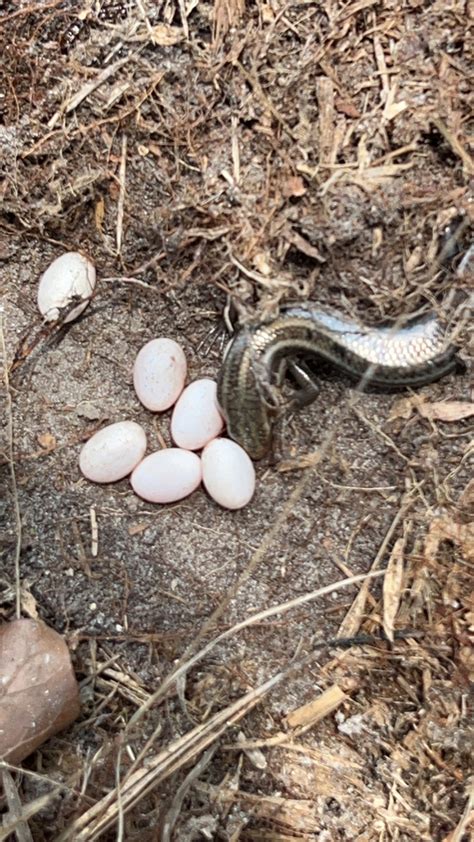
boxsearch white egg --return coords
[131,449,202,503]
[133,338,187,411]
[79,421,147,483]
[37,252,96,322]
[171,379,224,450]
[201,438,255,509]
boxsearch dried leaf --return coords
[337,579,370,638]
[335,96,360,118]
[0,619,80,764]
[20,589,39,619]
[281,175,307,198]
[151,24,183,46]
[37,432,56,451]
[388,395,419,421]
[417,401,474,422]
[278,451,321,473]
[425,516,474,564]
[383,536,405,642]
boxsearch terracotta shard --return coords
[0,619,80,764]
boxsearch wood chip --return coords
[285,685,346,730]
[151,24,184,46]
[382,536,405,643]
[337,579,371,639]
[316,76,335,165]
[383,86,408,122]
[37,432,56,451]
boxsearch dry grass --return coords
[1,0,473,840]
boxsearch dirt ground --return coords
[1,1,473,840]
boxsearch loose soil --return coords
[1,1,472,840]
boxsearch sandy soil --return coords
[1,1,472,840]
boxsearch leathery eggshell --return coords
[131,449,202,503]
[37,252,96,322]
[133,338,187,411]
[171,379,224,450]
[202,438,255,510]
[79,421,147,483]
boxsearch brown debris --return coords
[382,535,406,643]
[285,685,346,730]
[0,619,80,764]
[417,401,474,423]
[389,396,474,423]
[1,0,472,837]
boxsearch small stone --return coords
[76,401,102,421]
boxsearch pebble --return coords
[201,438,255,509]
[131,448,202,503]
[133,338,187,411]
[37,252,96,322]
[79,421,147,483]
[75,401,102,421]
[171,379,224,450]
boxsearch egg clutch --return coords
[37,251,256,511]
[80,340,256,510]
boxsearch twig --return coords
[1,770,33,842]
[161,746,217,842]
[116,134,128,256]
[58,621,390,841]
[447,783,474,842]
[111,569,386,805]
[0,311,22,618]
[48,57,131,129]
[431,115,474,176]
[337,493,413,639]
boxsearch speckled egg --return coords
[133,338,187,411]
[37,252,96,322]
[171,379,224,450]
[79,421,147,483]
[201,438,255,509]
[131,448,202,503]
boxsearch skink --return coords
[216,306,460,459]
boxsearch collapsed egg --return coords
[79,421,147,483]
[201,438,255,509]
[131,448,202,503]
[37,252,96,322]
[133,338,187,411]
[171,379,224,450]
